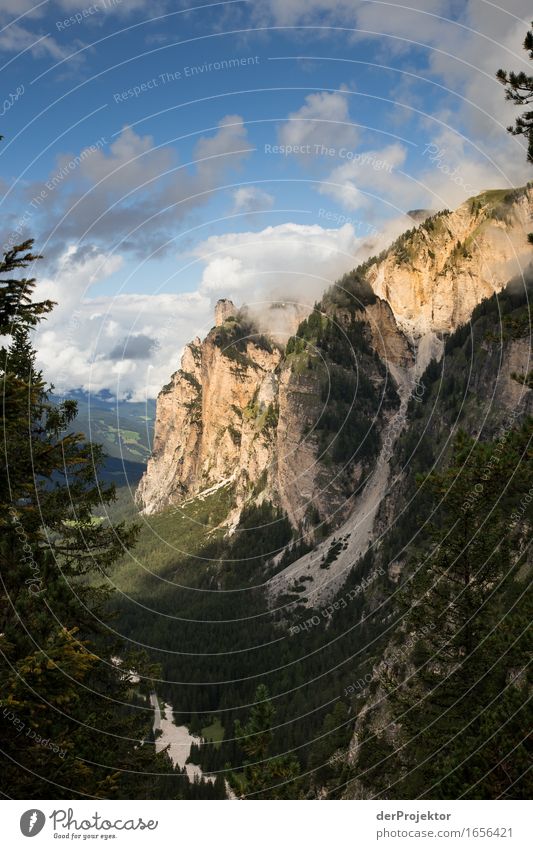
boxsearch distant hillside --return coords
[54,390,156,485]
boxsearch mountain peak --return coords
[367,184,532,338]
[214,298,237,326]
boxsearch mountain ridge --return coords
[136,185,532,605]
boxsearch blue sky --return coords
[1,0,531,398]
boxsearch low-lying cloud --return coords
[32,218,415,400]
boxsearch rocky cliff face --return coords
[136,305,282,515]
[137,187,533,541]
[136,295,402,523]
[367,186,532,338]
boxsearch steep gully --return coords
[267,335,443,606]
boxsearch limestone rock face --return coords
[345,299,414,369]
[137,296,405,523]
[137,187,533,524]
[274,364,349,531]
[214,299,236,326]
[136,339,204,513]
[367,187,533,338]
[136,316,282,515]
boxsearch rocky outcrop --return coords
[274,363,348,532]
[136,313,282,515]
[137,186,533,547]
[367,186,533,338]
[214,298,237,327]
[136,337,204,513]
[137,297,404,522]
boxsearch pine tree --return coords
[356,424,532,799]
[0,242,174,798]
[231,684,301,798]
[497,22,533,163]
[308,701,351,789]
[0,240,51,335]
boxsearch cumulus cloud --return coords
[0,0,152,61]
[57,0,161,13]
[278,88,359,161]
[0,0,157,17]
[259,0,532,190]
[425,2,533,179]
[253,0,357,27]
[254,0,449,31]
[0,1,37,12]
[232,186,275,213]
[352,0,453,53]
[192,114,249,183]
[19,0,533,406]
[414,128,529,211]
[0,21,70,60]
[77,126,174,193]
[25,119,252,258]
[32,215,425,399]
[318,143,410,212]
[33,245,211,400]
[194,219,410,308]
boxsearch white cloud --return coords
[254,0,448,30]
[0,0,158,16]
[57,0,160,13]
[415,127,530,210]
[353,0,452,53]
[28,119,252,257]
[0,0,159,66]
[195,221,397,307]
[278,88,359,159]
[253,0,356,27]
[0,1,37,12]
[78,125,174,191]
[232,186,275,213]
[318,143,410,211]
[414,3,533,211]
[36,245,124,309]
[260,0,533,187]
[426,2,533,178]
[192,114,250,183]
[33,246,211,401]
[0,21,69,59]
